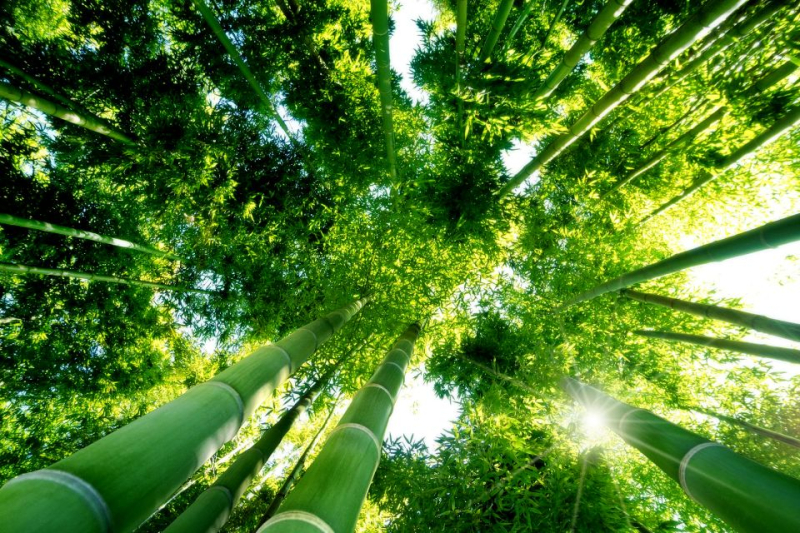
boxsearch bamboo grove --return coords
[0,0,799,531]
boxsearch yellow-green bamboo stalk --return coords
[477,0,515,65]
[0,298,368,532]
[562,377,800,533]
[691,407,800,449]
[259,323,420,533]
[0,262,211,294]
[532,0,633,100]
[0,213,179,260]
[498,0,747,197]
[370,0,398,180]
[0,57,94,117]
[0,80,135,145]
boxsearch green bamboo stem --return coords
[0,213,179,260]
[0,57,94,117]
[0,80,135,145]
[623,289,800,343]
[259,323,421,533]
[691,407,800,449]
[370,0,398,181]
[0,297,368,533]
[191,0,292,139]
[640,105,800,224]
[498,0,748,197]
[532,0,633,100]
[533,0,569,57]
[635,329,800,365]
[477,0,515,65]
[748,60,798,96]
[562,212,800,306]
[562,377,800,533]
[0,262,212,294]
[639,99,706,151]
[455,0,467,136]
[505,0,535,47]
[259,396,341,524]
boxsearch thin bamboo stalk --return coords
[498,0,747,197]
[532,0,633,100]
[259,323,420,533]
[455,0,467,135]
[623,289,800,343]
[638,99,706,151]
[691,407,800,449]
[562,377,800,533]
[0,262,212,294]
[477,0,515,65]
[562,212,800,306]
[635,329,800,364]
[370,0,398,180]
[0,80,135,144]
[0,57,94,117]
[505,0,535,47]
[0,213,179,260]
[0,298,368,533]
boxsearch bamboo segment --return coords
[635,329,800,364]
[477,0,515,65]
[562,378,800,533]
[0,57,94,116]
[370,0,398,180]
[0,213,179,260]
[505,0,535,46]
[455,0,467,133]
[623,289,800,343]
[259,323,421,533]
[0,262,211,294]
[0,298,368,533]
[563,212,800,306]
[498,0,748,197]
[691,408,800,449]
[191,0,292,138]
[0,80,135,144]
[532,0,633,100]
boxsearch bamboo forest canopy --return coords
[1,0,799,530]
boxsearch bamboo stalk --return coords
[691,407,800,449]
[0,213,179,260]
[499,0,748,197]
[0,297,369,532]
[259,323,421,533]
[370,0,398,180]
[562,377,800,533]
[0,80,135,145]
[638,99,706,151]
[191,0,292,139]
[0,262,212,294]
[0,57,94,117]
[505,0,535,47]
[532,0,633,100]
[562,212,800,307]
[455,0,467,135]
[634,329,800,364]
[623,289,800,343]
[477,0,515,65]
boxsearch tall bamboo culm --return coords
[370,0,398,181]
[497,0,748,197]
[477,0,515,65]
[0,297,368,533]
[259,323,421,533]
[635,329,800,364]
[0,213,179,260]
[562,212,800,307]
[623,289,800,342]
[691,408,800,449]
[562,378,800,533]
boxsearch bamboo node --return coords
[330,423,382,455]
[679,442,725,501]
[203,381,245,430]
[258,510,335,533]
[618,408,647,432]
[383,360,406,376]
[363,382,396,404]
[269,344,294,372]
[297,327,320,351]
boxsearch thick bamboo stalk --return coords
[0,213,179,260]
[498,0,748,197]
[532,0,633,100]
[0,80,135,144]
[259,396,341,524]
[641,105,800,224]
[563,212,800,306]
[370,0,398,180]
[0,297,368,533]
[635,329,800,364]
[0,262,212,294]
[191,0,292,138]
[748,60,798,96]
[691,408,800,449]
[562,378,800,533]
[477,0,515,65]
[259,323,421,533]
[623,289,800,343]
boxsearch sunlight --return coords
[582,410,607,438]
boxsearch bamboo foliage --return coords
[0,298,368,533]
[635,329,800,365]
[477,0,515,65]
[259,323,420,533]
[623,289,800,343]
[562,378,800,533]
[532,0,633,101]
[497,0,748,197]
[0,213,179,260]
[370,0,398,180]
[0,80,135,145]
[691,408,800,449]
[563,212,800,306]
